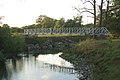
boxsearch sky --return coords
[0,0,95,27]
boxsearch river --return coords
[0,53,79,80]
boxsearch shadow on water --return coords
[0,65,8,80]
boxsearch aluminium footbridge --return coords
[24,27,110,35]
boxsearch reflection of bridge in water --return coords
[38,61,75,74]
[36,53,76,74]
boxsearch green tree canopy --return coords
[36,15,56,28]
[64,16,82,27]
[106,0,120,34]
[0,24,25,59]
[95,0,120,35]
[54,18,65,28]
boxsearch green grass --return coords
[74,39,120,80]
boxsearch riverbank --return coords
[61,39,120,80]
[25,36,81,55]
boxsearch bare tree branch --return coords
[74,7,81,14]
[74,0,97,29]
[83,0,94,5]
[81,10,94,15]
[74,7,94,15]
[77,7,94,10]
[83,7,94,10]
[87,16,94,18]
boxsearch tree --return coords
[0,24,13,57]
[11,27,23,33]
[0,16,4,25]
[54,18,65,28]
[104,0,110,27]
[63,16,82,27]
[96,0,120,34]
[63,19,75,27]
[99,0,104,27]
[22,24,37,29]
[96,0,112,27]
[11,34,25,56]
[73,16,83,27]
[36,15,56,28]
[0,24,25,58]
[97,9,106,27]
[106,0,120,34]
[74,0,97,28]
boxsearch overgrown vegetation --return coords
[0,24,25,63]
[73,39,120,80]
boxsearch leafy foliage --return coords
[36,15,56,28]
[64,16,82,27]
[0,24,25,59]
[23,15,83,29]
[107,0,120,34]
[96,0,120,35]
[54,18,65,28]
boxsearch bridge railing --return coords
[24,27,110,35]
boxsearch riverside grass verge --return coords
[75,39,120,80]
[61,39,120,80]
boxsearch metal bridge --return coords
[24,27,110,35]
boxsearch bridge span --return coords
[24,27,110,35]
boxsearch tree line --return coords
[22,15,83,29]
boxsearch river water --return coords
[0,53,79,80]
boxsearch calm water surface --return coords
[0,53,79,80]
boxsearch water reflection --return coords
[0,65,8,80]
[0,53,79,80]
[36,53,75,74]
[36,52,73,68]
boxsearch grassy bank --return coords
[72,39,120,80]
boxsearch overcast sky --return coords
[0,0,95,27]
